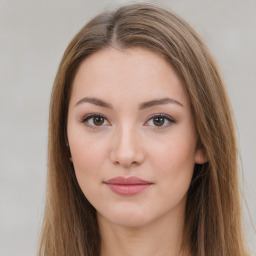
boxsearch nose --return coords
[109,123,145,168]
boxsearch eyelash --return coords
[81,113,176,129]
[146,113,175,128]
[81,114,109,129]
[81,113,175,129]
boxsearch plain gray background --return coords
[0,0,255,255]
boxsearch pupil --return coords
[93,116,104,126]
[153,117,164,126]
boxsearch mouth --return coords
[103,176,153,196]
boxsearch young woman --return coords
[38,3,249,256]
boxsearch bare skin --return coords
[98,199,188,256]
[67,47,207,256]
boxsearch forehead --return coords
[70,47,189,108]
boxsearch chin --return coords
[97,207,153,228]
[115,215,149,228]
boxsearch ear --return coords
[194,142,208,164]
[66,140,73,163]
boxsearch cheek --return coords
[69,138,109,207]
[150,132,196,172]
[148,131,196,197]
[155,144,194,187]
[70,138,107,175]
[68,121,107,166]
[68,128,110,196]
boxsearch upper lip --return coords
[104,176,153,185]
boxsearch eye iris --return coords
[153,116,165,126]
[93,116,104,126]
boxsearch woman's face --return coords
[67,47,206,228]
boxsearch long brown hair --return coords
[38,3,249,256]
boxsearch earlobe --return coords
[66,140,73,163]
[194,147,208,164]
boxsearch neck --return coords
[98,209,190,256]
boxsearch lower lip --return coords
[105,184,151,196]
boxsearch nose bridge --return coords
[110,120,144,166]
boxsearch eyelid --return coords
[80,113,175,129]
[144,113,176,128]
[81,113,111,128]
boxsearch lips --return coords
[104,176,153,196]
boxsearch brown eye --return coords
[145,114,175,128]
[82,114,109,128]
[93,116,105,126]
[153,116,165,126]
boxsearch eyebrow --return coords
[139,97,184,109]
[75,97,113,109]
[75,97,184,109]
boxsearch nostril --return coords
[109,131,145,167]
[113,160,139,167]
